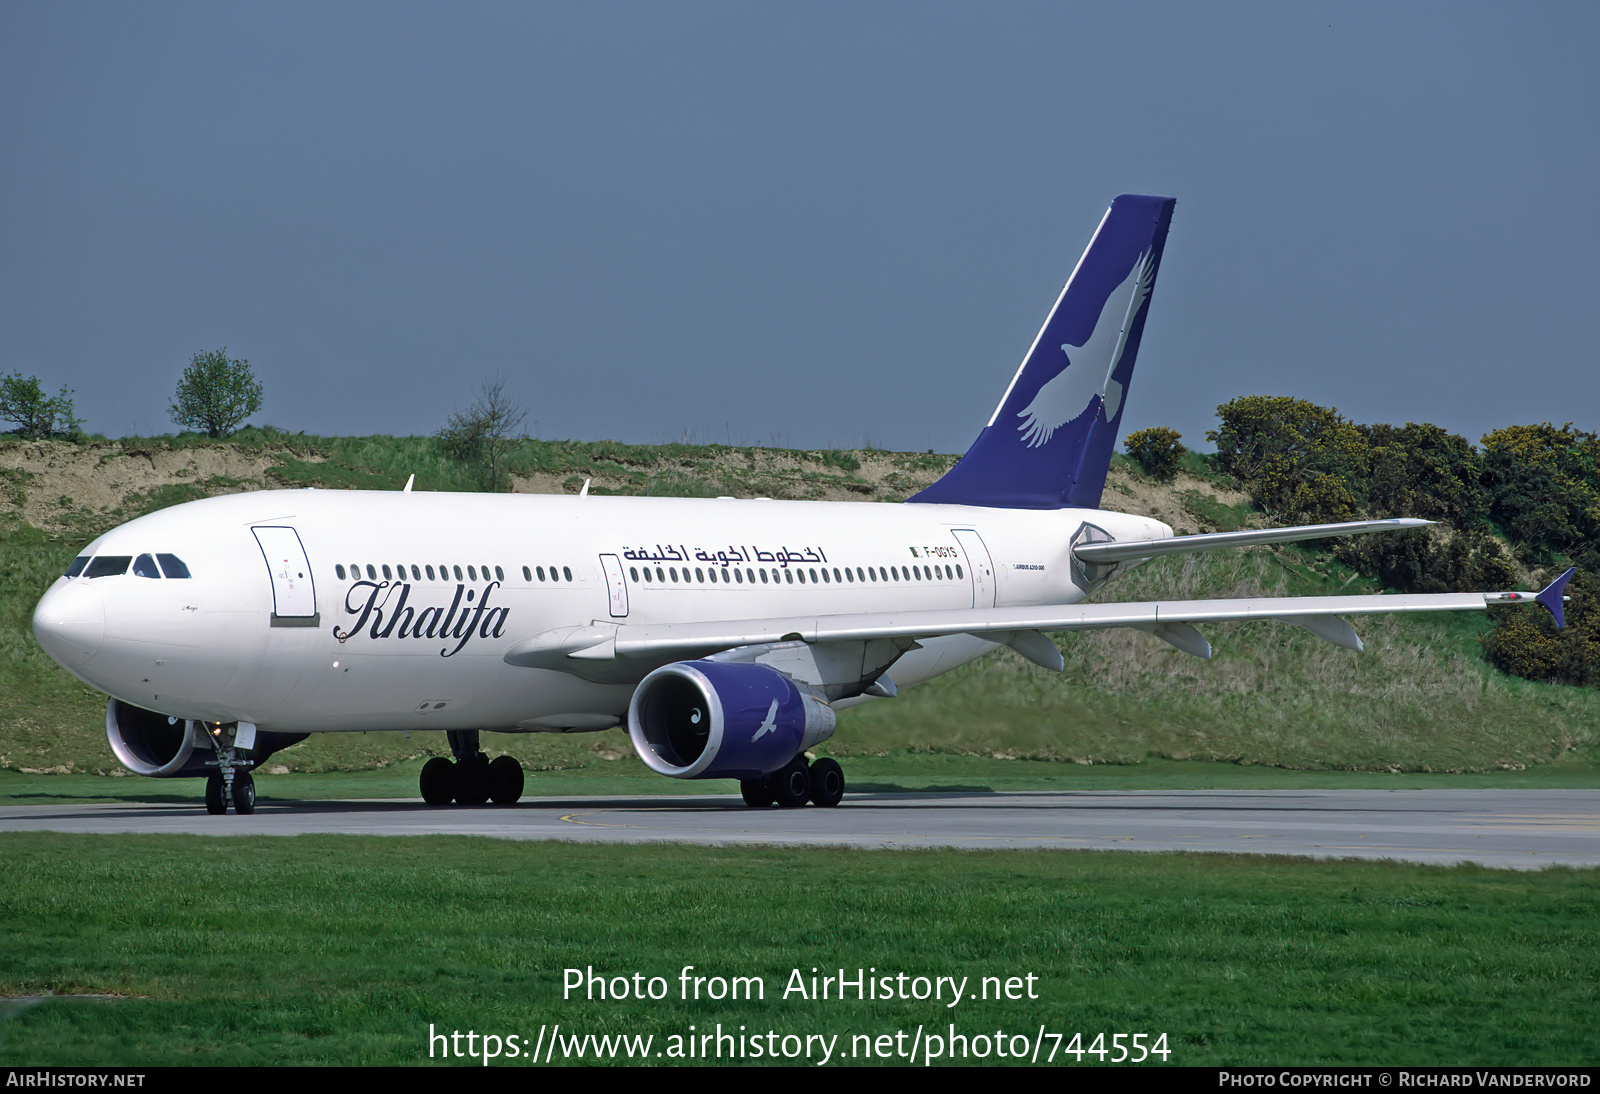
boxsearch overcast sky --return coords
[3,2,1596,454]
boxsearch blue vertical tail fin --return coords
[911,194,1176,509]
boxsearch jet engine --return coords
[627,661,835,780]
[105,698,305,777]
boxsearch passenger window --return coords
[694,568,704,583]
[856,567,865,582]
[336,564,347,580]
[656,567,665,582]
[85,556,132,578]
[537,566,546,581]
[383,565,393,580]
[412,565,422,580]
[630,567,639,582]
[467,565,477,581]
[522,566,531,582]
[562,566,572,581]
[809,568,819,583]
[642,568,652,582]
[821,568,830,583]
[784,569,793,584]
[956,564,964,578]
[495,566,504,581]
[669,568,678,582]
[760,569,769,584]
[366,564,377,580]
[453,565,463,581]
[133,554,161,578]
[65,556,89,578]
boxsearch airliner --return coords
[30,194,1571,815]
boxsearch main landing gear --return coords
[741,755,845,809]
[420,730,524,806]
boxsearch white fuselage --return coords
[32,489,1170,734]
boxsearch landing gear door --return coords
[951,529,996,608]
[599,553,629,618]
[252,526,319,626]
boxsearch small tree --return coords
[0,372,82,440]
[436,377,528,491]
[170,348,263,438]
[1123,426,1185,481]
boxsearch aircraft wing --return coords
[1072,518,1434,564]
[504,569,1572,671]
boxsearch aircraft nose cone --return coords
[32,580,105,668]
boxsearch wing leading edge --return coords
[505,570,1573,674]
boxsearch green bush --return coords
[1481,571,1600,686]
[1123,426,1185,481]
[1208,396,1367,521]
[1365,422,1487,530]
[1480,423,1600,570]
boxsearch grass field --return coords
[0,834,1593,1066]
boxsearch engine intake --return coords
[628,661,835,780]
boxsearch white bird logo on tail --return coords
[1015,248,1155,448]
[750,698,779,743]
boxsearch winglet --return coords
[1536,567,1576,629]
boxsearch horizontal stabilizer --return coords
[1071,519,1433,564]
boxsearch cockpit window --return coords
[64,556,89,578]
[84,556,132,578]
[132,554,161,578]
[156,554,192,579]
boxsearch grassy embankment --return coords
[2,433,1597,790]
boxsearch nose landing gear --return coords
[202,722,257,815]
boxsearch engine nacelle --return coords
[105,698,306,778]
[627,661,836,780]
